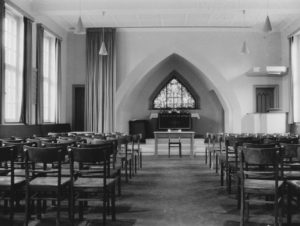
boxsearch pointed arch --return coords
[116,46,242,132]
[150,70,199,109]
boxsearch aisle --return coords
[116,156,240,226]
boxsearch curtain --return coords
[288,37,294,124]
[20,17,32,124]
[0,0,4,123]
[36,23,44,124]
[291,34,300,123]
[86,28,116,133]
[55,38,61,123]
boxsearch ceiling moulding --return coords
[246,66,288,77]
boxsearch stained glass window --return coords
[153,78,196,109]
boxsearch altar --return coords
[154,131,195,157]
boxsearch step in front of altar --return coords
[140,138,205,156]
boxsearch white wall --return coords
[116,28,284,133]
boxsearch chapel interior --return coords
[0,0,300,225]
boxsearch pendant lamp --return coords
[263,15,272,32]
[241,41,250,54]
[99,28,108,56]
[241,10,250,55]
[74,0,85,34]
[263,0,272,32]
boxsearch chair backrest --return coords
[242,147,280,165]
[24,146,64,163]
[70,143,113,163]
[0,146,17,162]
[280,143,300,159]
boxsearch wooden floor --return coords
[2,156,300,225]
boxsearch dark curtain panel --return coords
[86,28,116,133]
[55,38,61,123]
[20,17,32,123]
[36,23,44,124]
[0,0,4,123]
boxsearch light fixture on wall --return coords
[263,0,272,32]
[241,10,250,54]
[74,0,85,34]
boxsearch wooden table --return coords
[154,131,195,157]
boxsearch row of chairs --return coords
[205,132,300,226]
[0,132,143,225]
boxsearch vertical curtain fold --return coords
[0,0,4,123]
[36,23,44,124]
[86,28,115,133]
[288,36,294,124]
[20,17,32,124]
[55,38,61,123]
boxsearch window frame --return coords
[42,30,57,124]
[3,6,24,124]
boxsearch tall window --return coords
[43,31,57,123]
[3,8,24,122]
[153,78,196,109]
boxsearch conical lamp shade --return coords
[75,16,85,34]
[263,15,272,32]
[241,41,250,54]
[99,41,108,55]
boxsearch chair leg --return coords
[129,159,132,179]
[140,152,142,169]
[125,160,128,183]
[135,155,137,174]
[9,193,14,226]
[79,201,84,220]
[215,153,219,173]
[102,190,106,226]
[220,162,224,186]
[118,170,122,196]
[179,144,182,157]
[111,184,116,221]
[209,151,212,168]
[37,199,42,220]
[205,147,208,164]
[287,184,292,225]
[240,191,245,226]
[168,145,170,158]
[25,188,30,226]
[56,191,61,226]
[237,176,241,209]
[227,167,232,194]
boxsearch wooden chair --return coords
[79,140,122,196]
[24,146,71,226]
[235,143,277,209]
[239,147,283,226]
[286,144,300,225]
[117,135,132,182]
[131,134,142,173]
[0,146,25,225]
[69,144,116,225]
[168,132,182,158]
